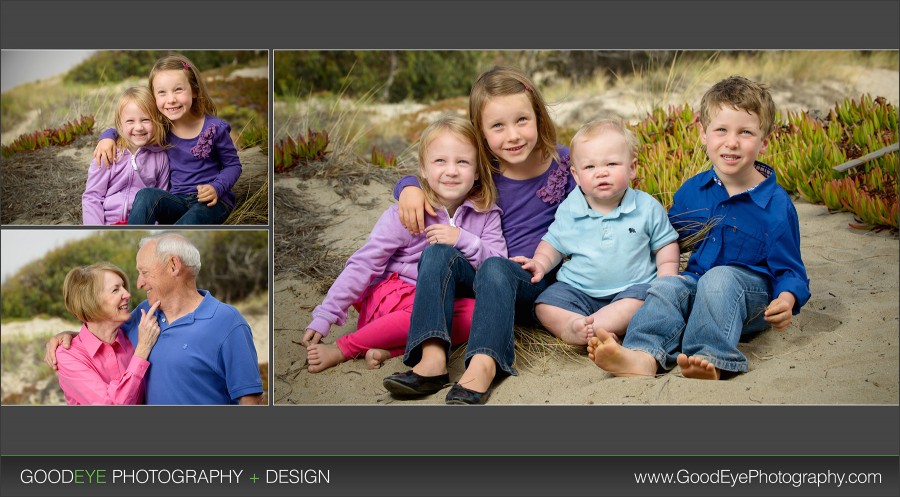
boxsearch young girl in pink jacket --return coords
[82,86,169,225]
[302,115,507,373]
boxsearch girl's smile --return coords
[153,69,194,123]
[480,93,540,172]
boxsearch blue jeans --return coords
[402,245,553,377]
[128,188,231,225]
[623,266,772,373]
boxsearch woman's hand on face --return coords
[93,138,118,168]
[134,300,161,359]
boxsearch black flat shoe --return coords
[383,370,450,396]
[445,383,491,405]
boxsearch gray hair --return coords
[139,233,201,276]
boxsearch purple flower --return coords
[536,153,570,204]
[191,125,216,159]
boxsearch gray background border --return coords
[1,0,898,463]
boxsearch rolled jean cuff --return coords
[631,347,669,371]
[465,346,517,377]
[701,355,750,373]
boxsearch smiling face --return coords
[98,270,131,325]
[421,130,479,211]
[479,92,540,171]
[136,241,171,307]
[700,105,770,186]
[570,131,637,213]
[152,69,194,123]
[119,100,155,149]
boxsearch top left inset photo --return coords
[1,50,269,226]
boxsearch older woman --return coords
[57,262,160,405]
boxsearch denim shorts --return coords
[534,280,651,316]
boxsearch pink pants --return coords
[336,274,474,359]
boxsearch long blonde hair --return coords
[114,86,167,153]
[416,114,498,212]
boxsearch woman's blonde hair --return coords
[63,262,129,324]
[114,86,168,152]
[149,53,217,120]
[416,114,498,212]
[469,66,558,173]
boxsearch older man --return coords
[48,233,263,405]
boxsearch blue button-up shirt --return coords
[669,163,810,313]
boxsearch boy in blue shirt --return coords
[588,76,811,380]
[514,119,680,345]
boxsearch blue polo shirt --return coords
[124,290,263,404]
[543,187,678,298]
[669,163,810,313]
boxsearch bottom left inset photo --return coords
[0,229,269,405]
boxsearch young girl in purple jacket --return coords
[82,86,169,225]
[301,115,507,373]
[93,53,242,225]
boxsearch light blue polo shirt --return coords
[123,290,263,405]
[543,187,678,298]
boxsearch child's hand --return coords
[424,224,459,246]
[197,184,219,206]
[398,186,436,235]
[93,138,118,168]
[302,329,323,347]
[764,292,797,331]
[44,331,78,370]
[510,256,545,283]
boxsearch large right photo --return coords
[272,50,898,405]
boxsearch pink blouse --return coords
[56,324,150,405]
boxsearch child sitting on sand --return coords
[588,75,811,380]
[302,114,506,373]
[513,119,679,345]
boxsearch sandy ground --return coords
[273,175,899,405]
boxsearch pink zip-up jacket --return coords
[306,200,506,336]
[82,146,170,225]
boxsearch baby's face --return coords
[120,101,154,148]
[570,131,637,213]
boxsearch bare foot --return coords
[561,316,595,345]
[365,349,391,369]
[676,353,721,380]
[455,354,496,393]
[307,344,346,373]
[586,328,657,377]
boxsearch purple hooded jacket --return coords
[82,146,170,225]
[306,200,507,337]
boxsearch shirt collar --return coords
[79,323,128,356]
[569,186,636,219]
[702,161,777,209]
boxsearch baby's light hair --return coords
[416,114,498,212]
[569,118,638,167]
[149,53,217,120]
[469,66,558,173]
[139,233,202,277]
[114,86,168,152]
[63,262,130,324]
[699,75,777,136]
